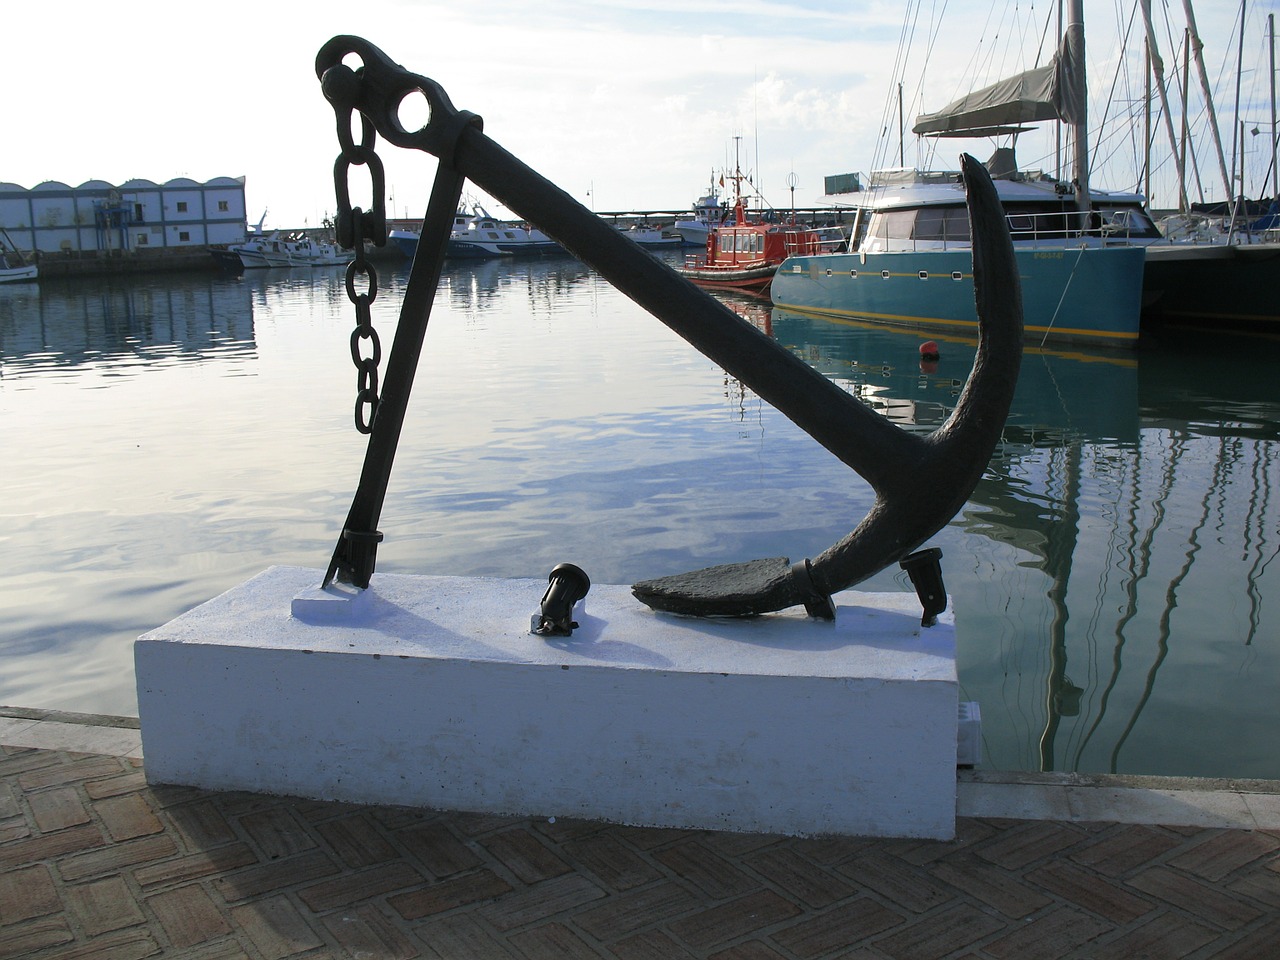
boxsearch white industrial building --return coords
[0,177,247,256]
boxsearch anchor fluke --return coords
[632,154,1023,618]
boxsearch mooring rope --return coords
[1039,244,1090,348]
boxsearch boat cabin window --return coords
[909,207,971,242]
[869,209,969,245]
[1093,205,1161,239]
[1002,203,1081,240]
[718,231,760,255]
[870,211,914,243]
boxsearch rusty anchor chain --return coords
[315,36,1023,619]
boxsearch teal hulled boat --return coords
[773,5,1150,349]
[771,241,1146,349]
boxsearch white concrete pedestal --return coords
[136,566,958,838]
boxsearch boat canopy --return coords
[913,34,1084,137]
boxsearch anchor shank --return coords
[451,126,924,492]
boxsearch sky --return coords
[6,0,1276,229]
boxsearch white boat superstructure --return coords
[674,177,729,247]
[231,232,346,268]
[0,260,37,284]
[449,205,560,258]
[617,223,681,247]
[391,204,564,259]
[845,164,1164,255]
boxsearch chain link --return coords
[331,97,388,434]
[345,223,380,432]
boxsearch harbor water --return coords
[2,254,1277,780]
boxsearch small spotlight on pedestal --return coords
[899,548,946,627]
[531,563,591,636]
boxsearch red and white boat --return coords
[677,195,846,293]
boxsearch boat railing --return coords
[866,206,1151,254]
[782,227,848,257]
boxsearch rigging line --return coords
[916,0,952,172]
[1091,0,1142,185]
[1037,245,1088,348]
[1034,0,1055,69]
[879,0,933,173]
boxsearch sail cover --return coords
[913,34,1084,137]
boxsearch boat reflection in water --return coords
[764,308,1278,777]
[425,253,593,315]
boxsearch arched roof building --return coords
[0,176,247,255]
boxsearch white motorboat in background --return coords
[0,227,36,283]
[673,175,730,247]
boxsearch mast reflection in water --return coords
[770,308,1279,778]
[1,259,1276,780]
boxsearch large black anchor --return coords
[316,36,1023,620]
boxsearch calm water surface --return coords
[2,255,1277,779]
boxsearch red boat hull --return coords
[676,263,776,292]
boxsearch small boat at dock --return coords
[1,228,37,284]
[616,222,682,247]
[393,204,563,259]
[215,231,347,270]
[678,194,846,293]
[673,175,729,247]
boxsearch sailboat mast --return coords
[1067,0,1090,216]
[1271,13,1278,200]
[1180,32,1192,203]
[1056,0,1065,181]
[1144,43,1152,200]
[1140,0,1191,211]
[1182,0,1234,207]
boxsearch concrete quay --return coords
[2,708,1279,960]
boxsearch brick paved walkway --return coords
[3,719,1280,959]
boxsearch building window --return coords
[217,200,228,212]
[137,233,149,245]
[179,231,190,242]
[177,201,188,213]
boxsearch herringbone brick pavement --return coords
[3,743,1279,959]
